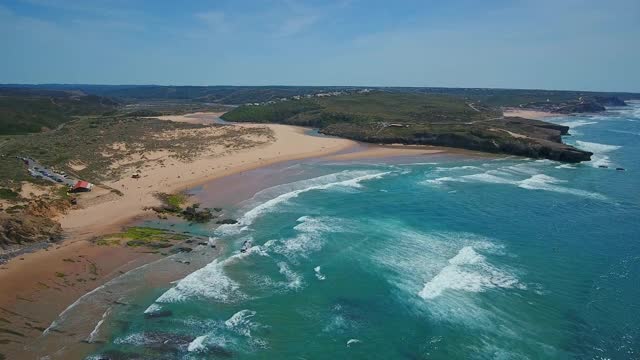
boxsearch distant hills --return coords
[0,88,118,135]
[2,84,639,106]
[1,84,638,161]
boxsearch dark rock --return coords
[182,204,214,223]
[0,213,64,249]
[170,246,193,253]
[592,96,627,107]
[216,219,238,225]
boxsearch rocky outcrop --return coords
[591,96,627,107]
[521,96,626,114]
[0,213,63,249]
[554,100,606,114]
[321,116,592,163]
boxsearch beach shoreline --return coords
[0,114,464,359]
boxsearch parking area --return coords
[19,156,77,187]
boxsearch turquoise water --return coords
[81,103,639,359]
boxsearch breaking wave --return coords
[155,259,244,303]
[419,246,523,300]
[217,170,391,235]
[575,140,621,168]
[423,162,606,200]
[557,120,598,129]
[277,262,304,290]
[265,216,342,261]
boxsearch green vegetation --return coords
[55,272,66,278]
[98,226,189,250]
[165,193,188,209]
[223,92,592,163]
[0,115,271,187]
[222,92,499,126]
[0,188,19,201]
[0,88,118,135]
[7,84,637,106]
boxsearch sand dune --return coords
[58,120,355,238]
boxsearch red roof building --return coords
[71,181,93,192]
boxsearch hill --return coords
[0,88,119,135]
[3,84,638,109]
[222,92,592,162]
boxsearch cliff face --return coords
[591,96,627,107]
[521,96,627,114]
[321,118,592,163]
[222,93,593,163]
[0,213,63,250]
[554,101,606,114]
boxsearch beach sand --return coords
[148,111,227,125]
[503,108,558,120]
[0,113,456,358]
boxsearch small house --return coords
[70,181,93,193]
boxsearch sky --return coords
[0,0,639,92]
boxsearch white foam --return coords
[434,165,481,172]
[277,262,304,290]
[423,162,606,200]
[575,140,621,168]
[225,309,257,337]
[267,216,339,260]
[419,246,523,300]
[86,308,110,343]
[143,303,162,314]
[575,140,621,154]
[347,339,361,347]
[155,259,243,303]
[188,335,208,352]
[114,333,149,346]
[557,120,597,129]
[314,266,326,280]
[218,171,391,235]
[555,164,577,169]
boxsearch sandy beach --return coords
[503,108,558,120]
[0,113,454,358]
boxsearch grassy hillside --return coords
[223,91,592,163]
[0,88,118,135]
[222,92,500,126]
[4,84,639,107]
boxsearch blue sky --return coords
[1,0,639,92]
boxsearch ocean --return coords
[37,103,640,359]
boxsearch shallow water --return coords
[41,104,640,359]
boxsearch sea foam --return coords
[575,140,621,168]
[418,246,523,300]
[156,259,243,303]
[423,162,606,200]
[217,170,391,235]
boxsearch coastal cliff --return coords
[222,92,593,163]
[519,96,626,114]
